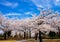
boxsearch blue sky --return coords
[0,0,60,19]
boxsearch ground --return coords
[0,40,16,42]
[0,39,60,42]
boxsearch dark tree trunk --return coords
[7,30,11,38]
[39,31,42,42]
[24,32,26,39]
[29,29,31,38]
[58,29,60,38]
[4,31,7,40]
[35,33,38,40]
[57,27,60,38]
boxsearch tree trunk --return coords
[39,31,42,42]
[35,33,38,40]
[29,29,31,38]
[24,32,26,39]
[4,31,7,40]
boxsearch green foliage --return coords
[48,31,56,39]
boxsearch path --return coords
[16,40,27,42]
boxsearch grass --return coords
[43,39,60,42]
[0,40,16,42]
[25,39,60,42]
[0,39,60,42]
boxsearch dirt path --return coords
[16,39,60,42]
[16,40,27,42]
